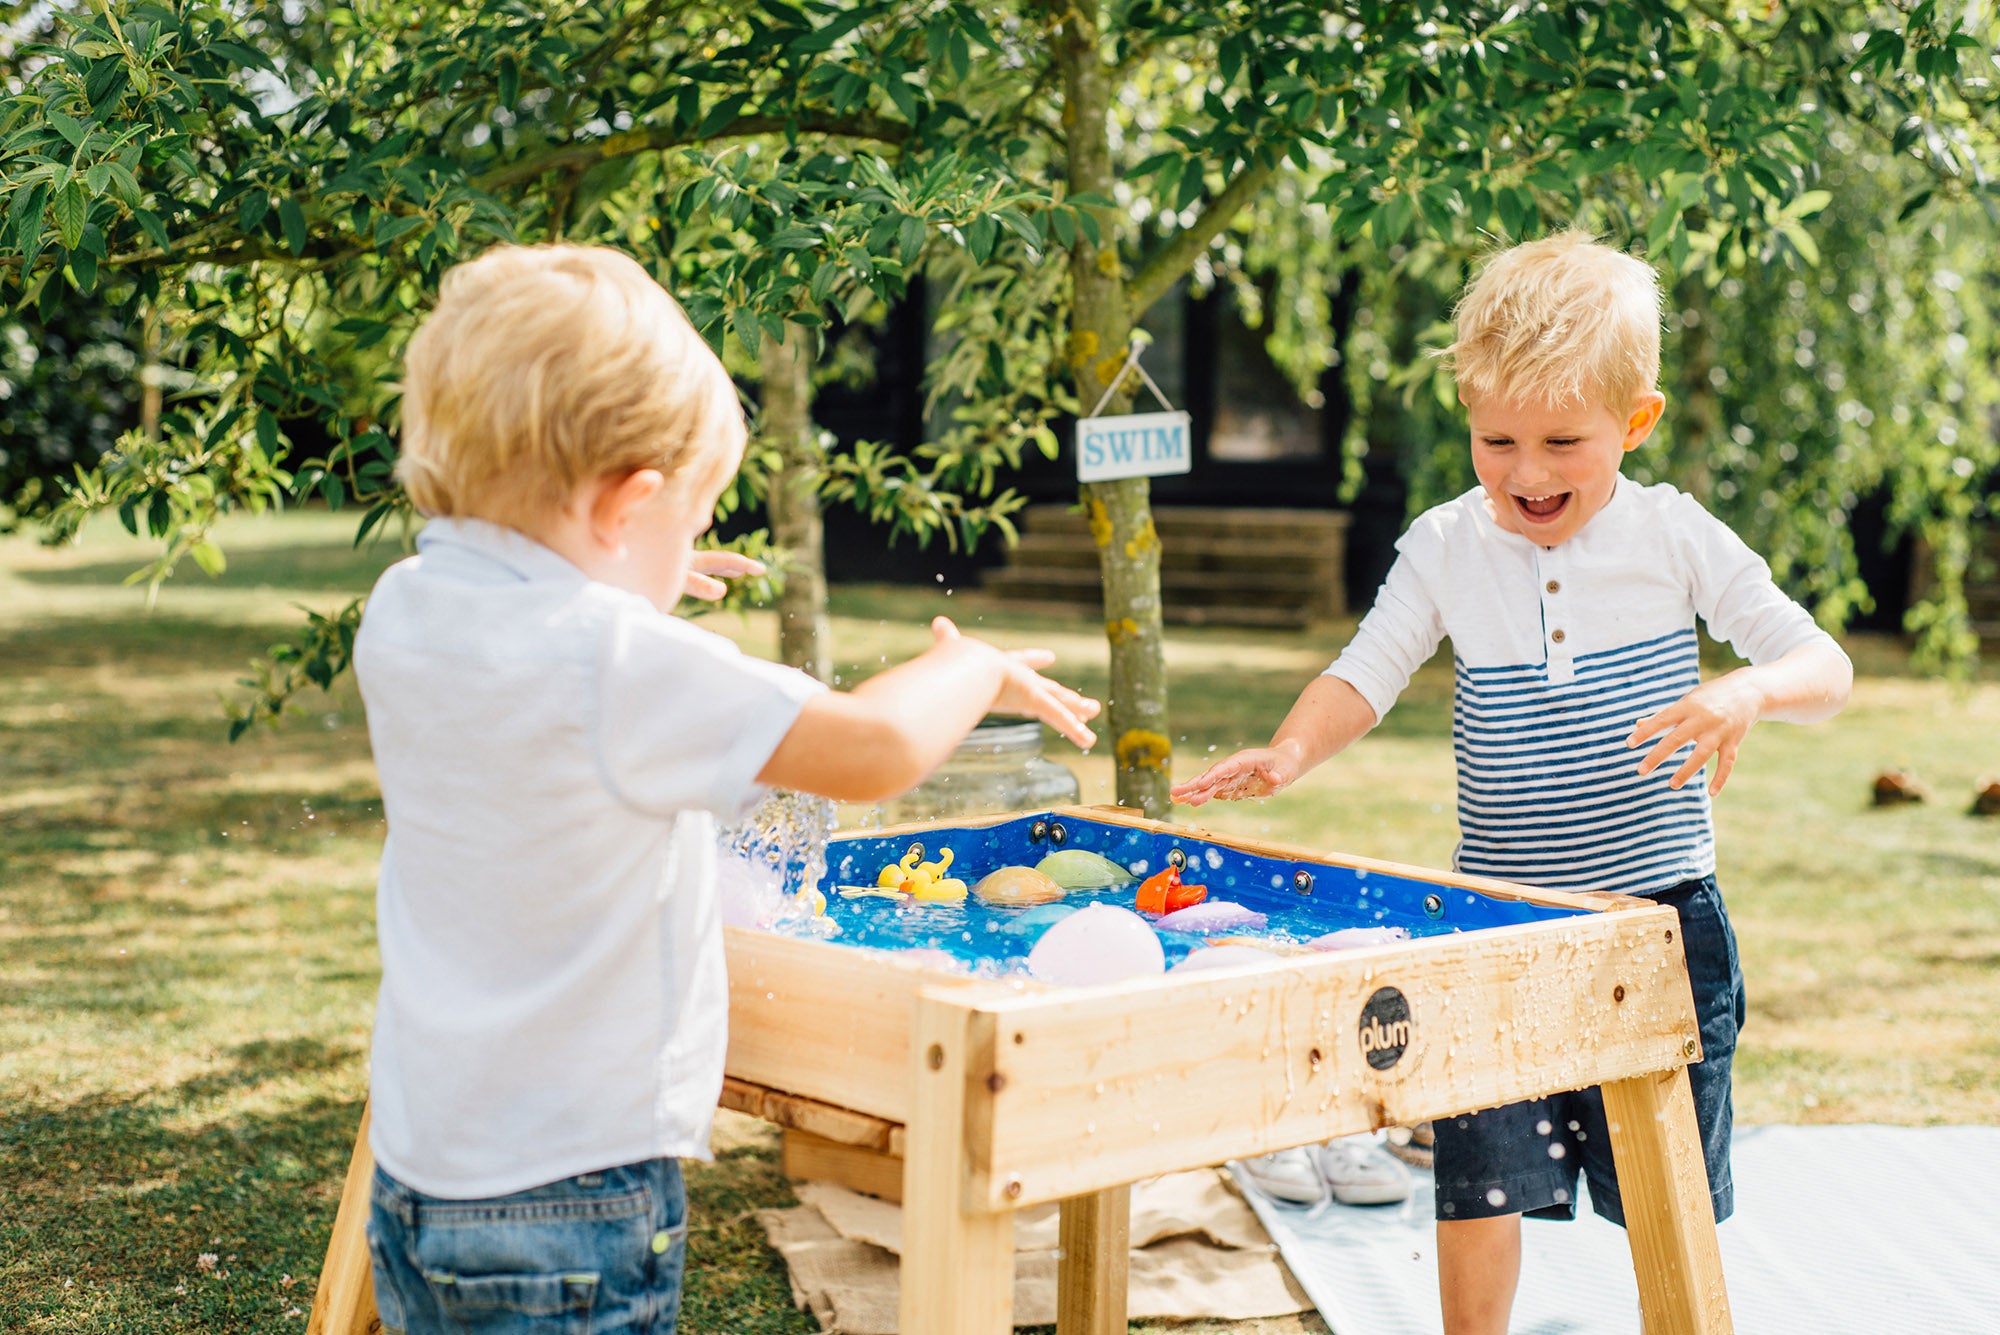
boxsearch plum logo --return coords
[1358,987,1413,1070]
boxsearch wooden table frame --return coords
[310,806,1733,1334]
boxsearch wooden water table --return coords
[310,805,1733,1334]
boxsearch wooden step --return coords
[985,564,1331,599]
[1009,531,1344,576]
[1020,504,1350,547]
[952,592,1313,630]
[982,504,1350,627]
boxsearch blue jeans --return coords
[366,1158,687,1334]
[1433,875,1744,1227]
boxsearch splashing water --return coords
[718,789,839,938]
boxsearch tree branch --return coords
[471,112,911,194]
[1125,155,1277,318]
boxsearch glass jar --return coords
[844,717,1082,828]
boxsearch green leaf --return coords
[898,213,926,260]
[881,75,918,123]
[208,39,277,73]
[373,214,426,246]
[191,540,227,577]
[67,246,97,292]
[6,181,49,248]
[134,207,170,250]
[966,213,996,263]
[238,190,270,233]
[278,197,306,254]
[48,106,90,149]
[85,57,128,109]
[52,183,87,250]
[808,259,839,303]
[84,162,111,196]
[1049,206,1076,248]
[697,92,751,139]
[104,160,142,206]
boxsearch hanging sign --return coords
[1075,410,1192,484]
[1074,330,1190,484]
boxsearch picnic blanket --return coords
[1233,1124,2000,1335]
[756,1168,1313,1332]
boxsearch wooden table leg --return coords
[306,1101,382,1335]
[900,997,1013,1335]
[1602,1067,1734,1335]
[1057,1185,1130,1335]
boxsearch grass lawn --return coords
[2,509,1995,1333]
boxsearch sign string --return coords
[1085,331,1177,419]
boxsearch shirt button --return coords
[1551,629,1566,644]
[1546,580,1561,594]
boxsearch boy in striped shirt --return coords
[1172,231,1851,1335]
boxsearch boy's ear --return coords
[589,468,666,544]
[1622,392,1667,452]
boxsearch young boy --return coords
[1172,231,1851,1335]
[354,244,1099,1334]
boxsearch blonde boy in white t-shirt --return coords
[355,244,1098,1335]
[1174,232,1851,1335]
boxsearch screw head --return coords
[1005,1177,1023,1200]
[1030,820,1050,843]
[1048,822,1068,845]
[926,1044,945,1071]
[906,841,925,863]
[1613,985,1626,1003]
[1423,893,1445,919]
[1683,1038,1699,1058]
[1167,847,1187,870]
[1292,869,1314,894]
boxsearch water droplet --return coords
[1486,1188,1508,1208]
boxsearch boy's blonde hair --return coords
[1444,230,1661,411]
[398,244,743,529]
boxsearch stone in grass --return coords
[1971,778,2000,817]
[1871,768,1929,806]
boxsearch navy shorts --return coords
[1433,874,1744,1228]
[367,1157,688,1334]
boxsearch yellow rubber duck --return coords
[906,848,968,903]
[877,847,923,890]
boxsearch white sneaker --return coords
[1314,1136,1413,1205]
[1232,1148,1326,1204]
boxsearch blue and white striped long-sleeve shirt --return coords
[1326,478,1839,897]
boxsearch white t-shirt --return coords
[1325,477,1841,896]
[354,518,823,1199]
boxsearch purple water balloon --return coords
[1154,901,1268,933]
[1307,925,1411,952]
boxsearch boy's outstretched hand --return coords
[1626,674,1763,795]
[681,550,767,601]
[930,617,1101,750]
[1169,743,1303,807]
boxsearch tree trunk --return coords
[760,328,831,683]
[1671,277,1717,505]
[1054,0,1172,817]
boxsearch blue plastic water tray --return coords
[816,811,1589,970]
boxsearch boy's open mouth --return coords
[1513,492,1571,524]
